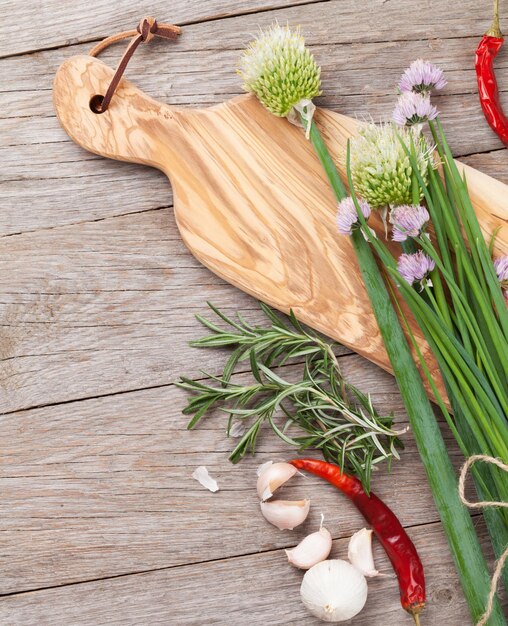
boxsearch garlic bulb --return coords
[260,499,310,530]
[301,560,368,622]
[348,528,379,577]
[257,462,297,501]
[286,525,332,569]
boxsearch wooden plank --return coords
[461,149,508,181]
[0,0,318,58]
[0,365,468,594]
[0,521,497,625]
[0,0,496,58]
[0,151,172,236]
[1,208,335,412]
[0,206,362,413]
[3,34,503,110]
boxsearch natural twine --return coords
[458,455,508,626]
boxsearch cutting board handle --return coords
[53,55,179,170]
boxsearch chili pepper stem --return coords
[412,611,421,626]
[291,458,426,619]
[486,0,502,37]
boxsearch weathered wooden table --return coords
[1,1,507,624]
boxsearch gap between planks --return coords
[0,0,331,61]
[0,516,475,600]
[0,349,354,416]
[1,139,506,241]
[0,29,488,62]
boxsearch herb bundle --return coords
[343,75,508,602]
[237,25,507,624]
[179,303,403,491]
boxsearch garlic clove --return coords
[191,466,219,493]
[257,461,297,501]
[300,559,368,622]
[260,499,310,530]
[286,526,332,569]
[347,528,379,577]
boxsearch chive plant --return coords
[349,121,508,586]
[237,25,506,624]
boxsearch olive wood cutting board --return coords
[53,55,508,391]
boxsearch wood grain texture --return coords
[0,0,322,58]
[0,358,480,593]
[0,522,488,626]
[0,0,501,59]
[2,2,508,624]
[3,8,508,237]
[51,56,423,391]
[51,54,508,400]
[3,209,341,413]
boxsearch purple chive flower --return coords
[494,255,508,299]
[494,256,508,281]
[336,196,371,236]
[399,59,447,94]
[397,250,435,288]
[393,92,438,127]
[390,204,430,242]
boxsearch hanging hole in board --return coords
[89,94,105,114]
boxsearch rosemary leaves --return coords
[179,303,404,490]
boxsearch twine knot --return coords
[459,455,508,626]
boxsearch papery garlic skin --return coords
[260,499,310,530]
[348,528,379,577]
[229,421,246,438]
[191,466,219,493]
[256,460,273,477]
[257,462,297,501]
[286,526,332,569]
[301,560,368,622]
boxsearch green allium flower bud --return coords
[350,123,432,209]
[238,24,322,118]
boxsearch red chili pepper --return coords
[290,458,425,625]
[476,0,508,145]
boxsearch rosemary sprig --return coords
[179,303,404,491]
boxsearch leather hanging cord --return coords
[88,17,181,112]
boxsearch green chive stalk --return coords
[360,118,508,592]
[306,117,504,625]
[238,25,505,622]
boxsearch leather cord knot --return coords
[88,17,181,113]
[137,17,157,43]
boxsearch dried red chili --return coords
[290,458,425,625]
[476,0,508,145]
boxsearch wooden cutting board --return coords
[53,55,508,389]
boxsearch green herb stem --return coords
[304,117,505,624]
[181,303,403,491]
